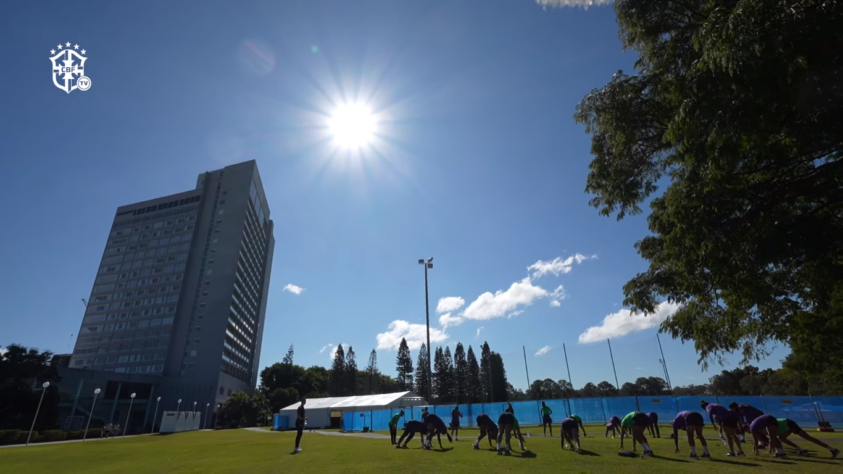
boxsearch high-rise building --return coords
[68,160,274,408]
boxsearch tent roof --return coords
[280,391,426,411]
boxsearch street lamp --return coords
[177,399,182,418]
[193,401,197,415]
[83,388,102,441]
[26,382,50,446]
[417,257,433,403]
[123,393,136,436]
[204,403,209,429]
[152,397,161,433]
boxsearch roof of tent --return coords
[280,391,426,411]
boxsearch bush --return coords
[87,428,102,438]
[1,430,21,445]
[39,430,66,442]
[16,432,38,444]
[64,430,83,440]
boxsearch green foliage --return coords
[39,430,66,442]
[269,387,299,412]
[64,430,83,440]
[453,343,468,404]
[414,344,430,399]
[466,346,482,403]
[86,428,101,439]
[575,0,843,370]
[218,392,271,428]
[365,349,380,395]
[345,346,357,396]
[0,344,62,431]
[329,344,347,396]
[395,338,414,391]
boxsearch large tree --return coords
[365,349,379,395]
[453,343,468,404]
[345,346,357,396]
[414,344,430,400]
[395,338,414,391]
[466,346,482,403]
[0,344,62,431]
[329,344,346,396]
[574,0,843,370]
[488,352,508,402]
[479,342,493,402]
[282,344,294,365]
[432,347,446,402]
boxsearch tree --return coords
[282,344,294,365]
[414,344,430,400]
[269,387,299,413]
[219,392,272,428]
[579,382,600,398]
[619,382,640,397]
[365,349,379,395]
[596,381,618,397]
[506,383,527,401]
[395,338,414,391]
[442,346,455,402]
[0,344,62,431]
[259,362,306,395]
[479,342,493,402]
[329,344,346,396]
[345,346,357,396]
[466,346,482,403]
[633,377,668,396]
[453,343,468,404]
[489,352,508,402]
[574,0,843,370]
[432,347,445,402]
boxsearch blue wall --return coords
[340,395,843,431]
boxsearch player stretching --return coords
[569,414,587,437]
[700,400,744,457]
[388,410,404,445]
[540,402,553,437]
[605,415,621,437]
[560,417,582,453]
[395,420,427,449]
[450,405,463,441]
[671,410,710,459]
[473,414,499,450]
[496,411,516,455]
[770,417,839,458]
[647,412,660,438]
[422,413,452,450]
[729,402,764,441]
[620,411,654,456]
[748,414,786,457]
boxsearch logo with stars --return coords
[50,42,91,94]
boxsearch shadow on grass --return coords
[787,457,841,465]
[651,455,689,463]
[709,458,761,467]
[519,450,537,458]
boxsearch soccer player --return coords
[395,420,427,449]
[496,411,516,455]
[700,400,744,457]
[450,405,463,441]
[541,401,553,437]
[647,412,660,438]
[560,417,582,453]
[473,413,499,450]
[748,414,786,457]
[294,397,306,454]
[671,410,710,459]
[774,418,840,457]
[388,410,404,445]
[422,413,452,450]
[605,415,621,438]
[620,411,654,456]
[569,414,588,437]
[729,402,763,441]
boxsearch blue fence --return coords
[340,395,843,431]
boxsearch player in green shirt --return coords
[620,411,653,456]
[775,418,839,458]
[388,410,404,445]
[569,414,587,437]
[540,402,553,437]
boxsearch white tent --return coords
[278,391,427,430]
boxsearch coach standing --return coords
[294,397,306,453]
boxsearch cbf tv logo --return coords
[50,42,91,94]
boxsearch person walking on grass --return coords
[388,410,404,445]
[293,397,306,454]
[671,410,710,459]
[541,402,553,437]
[450,405,463,441]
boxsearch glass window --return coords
[139,320,149,328]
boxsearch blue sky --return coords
[0,0,788,391]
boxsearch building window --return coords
[219,387,224,395]
[190,350,197,357]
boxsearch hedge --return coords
[39,430,66,442]
[1,430,21,445]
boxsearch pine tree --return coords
[442,346,455,402]
[282,345,294,365]
[479,342,493,402]
[414,343,430,400]
[466,346,482,403]
[395,338,414,391]
[453,343,468,404]
[365,349,379,394]
[329,344,346,396]
[432,347,445,402]
[345,346,358,396]
[489,352,509,402]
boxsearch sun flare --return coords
[328,103,377,149]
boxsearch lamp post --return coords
[193,401,197,415]
[152,397,161,433]
[26,382,50,446]
[123,393,136,436]
[177,399,182,417]
[83,388,102,441]
[215,403,221,429]
[417,257,433,403]
[204,403,209,429]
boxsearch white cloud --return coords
[438,313,464,328]
[319,344,333,354]
[535,345,552,356]
[536,0,612,9]
[551,285,567,299]
[376,320,449,351]
[436,296,465,314]
[527,254,594,280]
[0,347,6,357]
[462,277,548,321]
[577,301,682,343]
[506,310,524,319]
[475,327,484,338]
[283,283,305,295]
[550,300,561,307]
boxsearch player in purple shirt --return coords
[748,414,786,457]
[605,415,621,438]
[700,400,745,457]
[728,402,763,441]
[671,411,710,458]
[646,412,660,438]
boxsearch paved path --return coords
[244,427,390,439]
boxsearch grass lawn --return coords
[0,427,840,473]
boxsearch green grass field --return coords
[0,425,840,473]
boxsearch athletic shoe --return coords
[832,448,840,458]
[473,444,479,450]
[701,453,711,459]
[504,450,511,456]
[726,452,736,457]
[496,450,503,455]
[774,452,787,458]
[647,450,655,457]
[688,454,698,459]
[401,445,408,449]
[797,450,808,456]
[395,444,402,449]
[294,447,301,453]
[737,452,745,457]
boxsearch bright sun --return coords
[328,103,377,149]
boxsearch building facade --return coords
[66,160,274,427]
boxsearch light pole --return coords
[193,401,197,415]
[204,403,209,429]
[26,382,50,446]
[123,393,136,436]
[215,403,221,429]
[152,397,161,433]
[417,257,433,403]
[83,388,101,441]
[177,399,182,418]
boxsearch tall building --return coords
[67,160,274,413]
